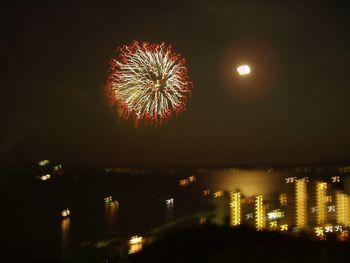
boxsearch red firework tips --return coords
[106,41,192,127]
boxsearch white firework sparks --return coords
[107,41,191,127]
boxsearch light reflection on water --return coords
[166,203,174,221]
[129,242,142,254]
[61,218,70,255]
[105,203,118,237]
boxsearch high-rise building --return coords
[229,191,241,226]
[336,191,350,226]
[295,179,308,229]
[255,195,265,230]
[316,181,327,225]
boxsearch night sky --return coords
[2,1,350,167]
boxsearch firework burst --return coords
[106,41,192,127]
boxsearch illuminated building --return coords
[295,179,307,229]
[324,225,333,233]
[213,191,224,198]
[336,192,350,226]
[314,226,326,240]
[179,179,189,187]
[269,221,277,230]
[316,181,327,225]
[280,224,288,231]
[188,175,196,183]
[267,209,284,221]
[229,191,241,226]
[279,193,287,206]
[338,230,349,241]
[245,213,253,220]
[285,176,297,184]
[255,195,265,230]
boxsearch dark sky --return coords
[2,1,350,167]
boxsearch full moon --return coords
[236,64,251,76]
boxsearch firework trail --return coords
[106,41,192,127]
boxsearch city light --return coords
[128,235,143,254]
[245,213,254,220]
[328,205,335,213]
[316,181,328,225]
[53,164,64,176]
[295,179,307,229]
[31,163,350,248]
[229,191,241,226]
[334,225,343,232]
[280,224,288,231]
[53,164,63,171]
[188,175,196,183]
[267,209,284,220]
[213,191,224,198]
[40,174,51,181]
[314,226,326,240]
[104,196,112,205]
[242,197,255,204]
[166,198,174,205]
[179,179,189,187]
[61,208,70,218]
[236,64,251,76]
[38,160,49,166]
[203,189,211,196]
[129,235,143,245]
[255,195,265,231]
[199,217,207,224]
[285,177,297,184]
[331,176,340,183]
[104,196,119,207]
[338,230,349,241]
[324,225,333,233]
[336,192,350,226]
[269,221,278,230]
[179,176,197,187]
[279,193,287,206]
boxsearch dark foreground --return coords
[62,224,350,263]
